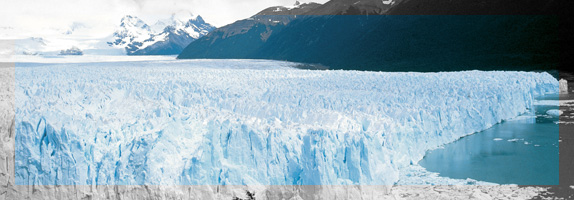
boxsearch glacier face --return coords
[14,60,558,186]
[108,14,215,55]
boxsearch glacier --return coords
[13,59,558,186]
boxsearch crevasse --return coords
[14,60,558,186]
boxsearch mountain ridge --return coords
[178,0,565,72]
[109,14,215,55]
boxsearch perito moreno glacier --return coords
[13,59,558,186]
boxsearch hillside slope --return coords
[178,0,564,72]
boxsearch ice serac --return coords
[14,60,558,186]
[560,78,568,94]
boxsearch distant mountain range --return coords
[14,37,47,55]
[11,13,216,56]
[109,14,215,55]
[174,2,322,59]
[178,0,568,72]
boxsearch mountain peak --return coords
[120,15,150,30]
[191,15,205,24]
[110,13,215,55]
[151,12,199,33]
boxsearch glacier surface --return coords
[13,59,558,186]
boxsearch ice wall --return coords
[13,60,558,186]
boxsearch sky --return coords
[0,0,329,39]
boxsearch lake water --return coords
[419,95,560,185]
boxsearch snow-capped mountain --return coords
[108,15,153,48]
[15,37,48,55]
[109,14,215,55]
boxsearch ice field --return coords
[12,59,558,186]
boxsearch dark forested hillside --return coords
[178,0,566,72]
[179,15,558,72]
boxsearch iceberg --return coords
[546,109,563,116]
[560,78,568,94]
[13,60,558,186]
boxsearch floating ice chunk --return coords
[546,109,563,116]
[505,115,536,122]
[561,100,574,106]
[533,100,559,106]
[560,79,568,94]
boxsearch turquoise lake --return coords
[419,95,560,185]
